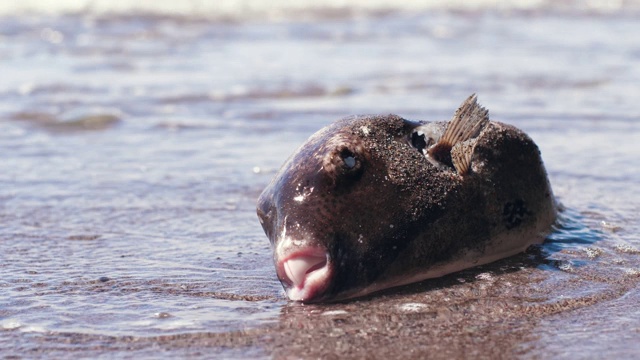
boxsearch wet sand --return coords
[5,243,640,358]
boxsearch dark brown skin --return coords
[257,109,556,302]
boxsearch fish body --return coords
[257,95,556,302]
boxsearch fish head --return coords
[257,115,451,302]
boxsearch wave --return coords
[1,0,638,19]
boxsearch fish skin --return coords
[257,97,557,302]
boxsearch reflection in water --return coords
[546,208,603,250]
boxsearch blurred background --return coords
[1,0,639,358]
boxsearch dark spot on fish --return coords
[98,276,111,282]
[503,199,531,229]
[411,132,428,154]
[410,131,436,155]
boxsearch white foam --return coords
[1,320,48,333]
[321,309,348,316]
[1,320,21,330]
[397,303,428,312]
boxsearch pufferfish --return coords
[257,94,556,303]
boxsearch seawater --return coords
[1,1,639,358]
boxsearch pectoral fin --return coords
[427,94,489,175]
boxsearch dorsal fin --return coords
[427,94,489,174]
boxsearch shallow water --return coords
[1,1,640,358]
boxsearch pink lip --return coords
[276,247,331,302]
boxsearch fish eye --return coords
[340,149,357,169]
[323,145,365,186]
[334,147,364,181]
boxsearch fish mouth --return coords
[276,247,332,302]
